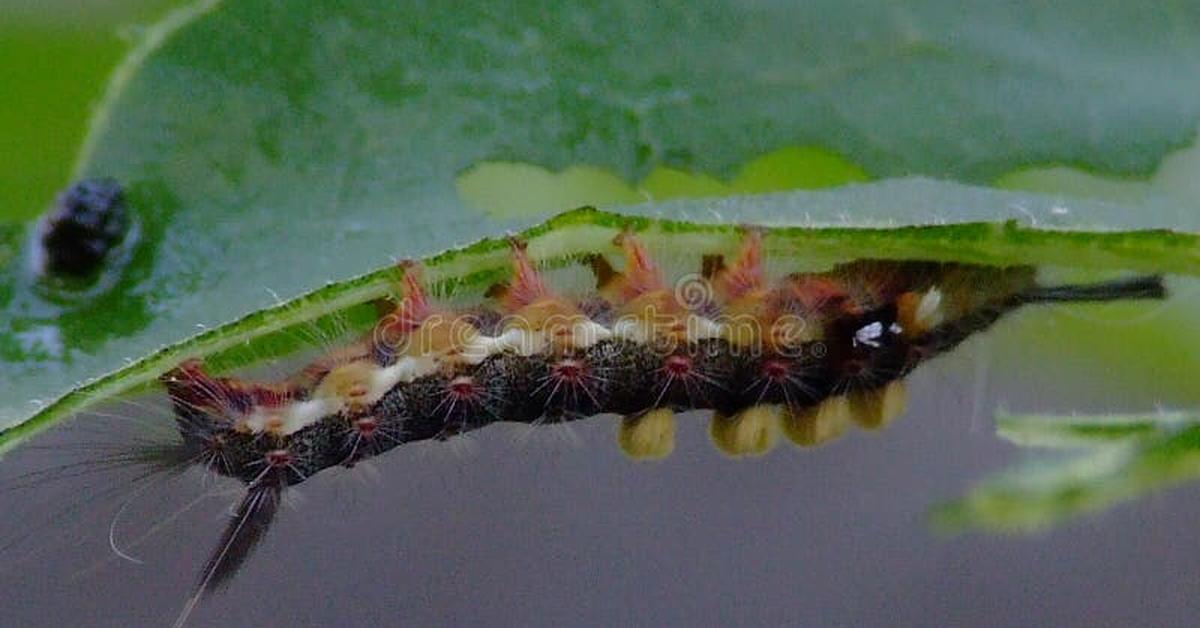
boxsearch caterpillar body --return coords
[2,221,1168,626]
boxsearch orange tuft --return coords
[895,291,925,337]
[601,230,664,303]
[290,341,373,389]
[712,228,765,303]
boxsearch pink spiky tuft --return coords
[497,238,552,311]
[714,228,765,302]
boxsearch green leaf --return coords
[3,0,1200,449]
[996,411,1193,449]
[935,412,1200,533]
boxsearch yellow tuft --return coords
[618,408,677,461]
[510,298,578,331]
[848,381,908,431]
[709,406,780,457]
[313,360,379,410]
[264,414,287,436]
[405,315,482,364]
[781,398,851,447]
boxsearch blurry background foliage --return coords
[0,0,176,223]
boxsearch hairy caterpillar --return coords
[0,215,1168,627]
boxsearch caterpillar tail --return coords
[1023,275,1166,304]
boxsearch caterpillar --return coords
[0,217,1168,627]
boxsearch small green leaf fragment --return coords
[457,162,642,218]
[996,411,1190,448]
[729,146,870,193]
[639,167,733,200]
[937,413,1200,533]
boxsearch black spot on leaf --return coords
[37,178,129,278]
